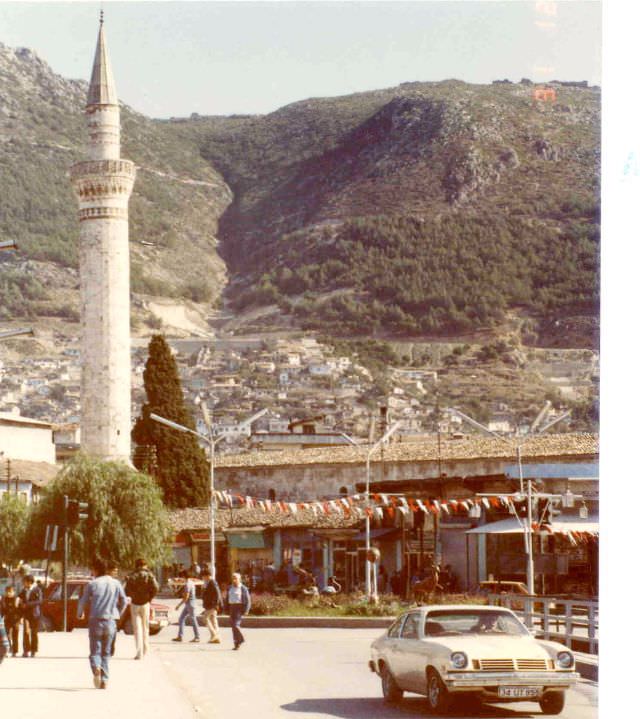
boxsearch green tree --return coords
[131,334,209,507]
[23,456,172,567]
[0,494,30,566]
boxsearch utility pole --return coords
[62,495,89,631]
[62,495,68,632]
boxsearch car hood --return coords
[423,634,550,659]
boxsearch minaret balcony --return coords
[70,159,136,180]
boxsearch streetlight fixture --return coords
[0,328,35,340]
[150,411,224,579]
[365,420,402,601]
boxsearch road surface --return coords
[152,625,598,719]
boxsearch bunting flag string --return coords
[209,489,598,536]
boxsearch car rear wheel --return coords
[539,690,565,715]
[380,664,403,704]
[426,668,452,714]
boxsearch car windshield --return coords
[425,610,529,637]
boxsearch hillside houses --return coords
[1,331,599,461]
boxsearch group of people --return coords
[173,569,251,651]
[0,574,44,661]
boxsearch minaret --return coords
[70,13,136,462]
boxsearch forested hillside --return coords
[0,39,599,346]
[169,79,600,343]
[0,43,229,323]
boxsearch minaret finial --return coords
[100,10,104,26]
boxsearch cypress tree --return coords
[132,334,208,508]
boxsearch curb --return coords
[215,615,392,629]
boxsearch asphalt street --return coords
[0,597,599,719]
[154,624,598,719]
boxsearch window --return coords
[426,610,528,637]
[401,613,420,639]
[387,616,404,638]
[268,489,276,501]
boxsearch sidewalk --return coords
[0,629,198,719]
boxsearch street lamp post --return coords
[365,421,402,601]
[150,407,268,580]
[450,406,570,602]
[150,412,223,579]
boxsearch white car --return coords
[369,605,579,715]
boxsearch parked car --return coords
[39,580,170,636]
[369,605,578,715]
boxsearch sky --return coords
[0,0,602,118]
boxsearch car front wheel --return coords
[539,690,565,715]
[381,664,403,704]
[426,668,452,714]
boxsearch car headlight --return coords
[450,651,468,669]
[556,651,574,669]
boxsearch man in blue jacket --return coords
[77,558,127,689]
[226,572,251,650]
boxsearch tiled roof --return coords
[170,506,361,533]
[7,460,58,487]
[215,433,598,470]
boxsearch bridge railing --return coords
[487,592,598,655]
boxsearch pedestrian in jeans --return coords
[201,569,223,644]
[172,570,200,643]
[125,558,159,659]
[1,586,21,657]
[0,614,9,664]
[226,572,251,650]
[77,558,127,689]
[18,575,42,657]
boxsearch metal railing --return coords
[488,592,598,655]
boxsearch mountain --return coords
[0,42,229,330]
[0,43,599,347]
[168,79,599,345]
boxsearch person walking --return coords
[0,613,9,665]
[1,586,21,657]
[77,558,127,689]
[226,572,251,650]
[172,570,200,643]
[201,569,223,644]
[18,575,42,657]
[125,558,159,659]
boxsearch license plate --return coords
[498,687,541,698]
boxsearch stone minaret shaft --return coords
[70,17,135,462]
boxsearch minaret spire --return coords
[87,12,118,107]
[70,14,136,463]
